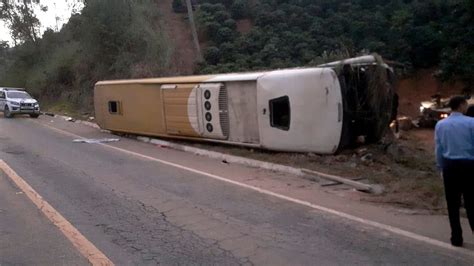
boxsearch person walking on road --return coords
[435,96,474,247]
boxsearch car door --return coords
[0,91,5,111]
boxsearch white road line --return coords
[37,121,473,258]
[0,160,114,266]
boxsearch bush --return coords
[200,3,226,13]
[204,21,221,40]
[216,27,235,44]
[219,42,235,61]
[223,19,237,30]
[0,0,172,109]
[214,10,231,23]
[230,0,249,19]
[204,46,221,64]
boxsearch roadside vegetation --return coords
[0,0,172,111]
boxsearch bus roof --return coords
[95,55,391,87]
[95,71,268,86]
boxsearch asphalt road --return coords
[0,116,472,265]
[0,171,87,265]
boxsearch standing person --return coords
[435,96,474,247]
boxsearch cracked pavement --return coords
[0,116,472,265]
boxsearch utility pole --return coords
[185,0,203,62]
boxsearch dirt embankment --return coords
[156,0,197,75]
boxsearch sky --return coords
[0,0,84,45]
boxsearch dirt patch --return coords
[157,0,197,75]
[236,19,253,34]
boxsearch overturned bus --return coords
[94,55,396,154]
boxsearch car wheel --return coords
[30,114,40,118]
[4,106,13,118]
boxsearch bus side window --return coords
[269,96,290,131]
[108,101,121,114]
[0,91,5,99]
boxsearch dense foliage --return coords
[196,0,473,90]
[0,0,171,109]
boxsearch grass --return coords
[41,100,88,120]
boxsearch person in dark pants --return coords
[435,96,474,247]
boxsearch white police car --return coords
[0,88,40,118]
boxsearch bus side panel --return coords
[94,83,166,135]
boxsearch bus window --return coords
[108,101,120,114]
[269,96,290,130]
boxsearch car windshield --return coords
[7,91,32,99]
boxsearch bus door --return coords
[161,84,201,137]
[160,83,229,140]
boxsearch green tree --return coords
[0,0,47,44]
[204,46,221,64]
[0,0,172,110]
[230,0,248,19]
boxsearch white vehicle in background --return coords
[0,88,40,118]
[418,94,474,127]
